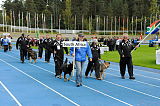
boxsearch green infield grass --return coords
[101,45,160,70]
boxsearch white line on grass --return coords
[2,52,132,106]
[0,59,80,106]
[0,81,22,106]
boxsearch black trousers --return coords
[8,43,12,51]
[85,59,100,78]
[38,46,43,58]
[3,45,8,52]
[54,56,63,76]
[120,57,133,77]
[45,49,51,62]
[20,49,27,62]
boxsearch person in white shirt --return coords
[7,35,12,51]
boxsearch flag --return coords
[13,11,15,33]
[22,12,23,33]
[127,17,128,34]
[18,11,20,32]
[132,16,134,35]
[123,18,124,33]
[115,16,116,35]
[104,16,106,35]
[118,16,120,35]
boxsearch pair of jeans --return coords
[75,61,85,85]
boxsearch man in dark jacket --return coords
[38,36,44,59]
[16,34,29,63]
[52,34,68,78]
[43,35,53,63]
[85,39,101,80]
[118,33,138,79]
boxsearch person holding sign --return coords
[52,34,69,79]
[70,34,92,87]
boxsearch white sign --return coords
[62,41,86,47]
[156,49,160,65]
[2,33,10,36]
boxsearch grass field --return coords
[101,45,160,70]
[31,45,160,70]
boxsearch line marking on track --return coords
[110,63,160,75]
[1,52,133,106]
[106,72,160,88]
[0,81,22,106]
[0,59,80,106]
[109,67,160,81]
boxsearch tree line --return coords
[0,0,160,33]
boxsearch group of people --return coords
[15,33,138,87]
[0,35,12,52]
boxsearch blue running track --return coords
[0,46,160,106]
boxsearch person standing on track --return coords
[118,33,138,79]
[43,35,53,63]
[52,34,69,78]
[16,33,29,63]
[70,34,92,87]
[1,35,9,52]
[38,36,44,59]
[85,38,101,80]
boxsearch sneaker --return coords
[121,76,125,79]
[96,78,102,80]
[129,76,135,80]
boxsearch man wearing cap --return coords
[16,34,29,63]
[70,34,92,87]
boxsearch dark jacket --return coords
[43,38,53,51]
[52,40,68,60]
[118,40,134,57]
[90,42,101,61]
[38,39,44,48]
[16,36,29,50]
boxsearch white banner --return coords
[156,49,160,65]
[62,41,86,47]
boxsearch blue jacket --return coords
[1,38,9,46]
[70,42,92,62]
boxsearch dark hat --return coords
[78,34,84,37]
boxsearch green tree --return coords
[63,0,72,29]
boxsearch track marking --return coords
[1,52,133,106]
[0,59,80,106]
[0,81,22,106]
[106,72,160,88]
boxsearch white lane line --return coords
[102,79,160,100]
[0,59,80,106]
[109,67,160,81]
[112,64,159,74]
[106,72,160,88]
[38,58,160,100]
[0,81,22,106]
[3,52,132,106]
[7,52,160,88]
